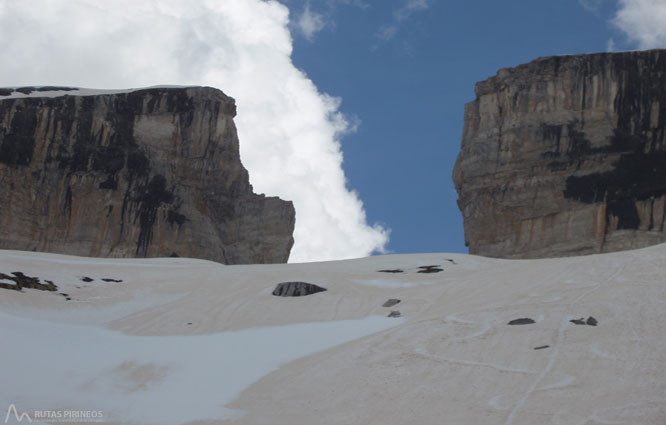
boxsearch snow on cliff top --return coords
[0,85,194,99]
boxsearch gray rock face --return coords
[453,50,666,258]
[0,86,295,264]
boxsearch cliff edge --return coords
[453,49,666,258]
[0,86,295,264]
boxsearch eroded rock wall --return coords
[0,86,295,264]
[453,50,666,258]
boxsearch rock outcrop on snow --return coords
[453,49,666,258]
[272,281,327,297]
[0,86,295,264]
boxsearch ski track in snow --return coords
[503,263,625,425]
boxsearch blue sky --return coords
[0,0,664,262]
[283,0,647,255]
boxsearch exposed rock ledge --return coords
[453,49,666,258]
[0,86,295,264]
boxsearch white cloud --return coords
[394,0,430,22]
[578,0,604,12]
[376,25,399,41]
[374,0,430,42]
[612,0,666,48]
[607,37,617,51]
[296,2,326,41]
[326,0,370,9]
[0,0,389,263]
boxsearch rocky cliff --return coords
[0,86,295,264]
[453,49,666,258]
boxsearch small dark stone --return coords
[388,310,402,318]
[417,265,443,273]
[186,322,192,325]
[378,269,404,273]
[382,298,401,307]
[507,318,536,325]
[80,277,94,282]
[65,297,72,301]
[272,281,327,297]
[60,293,69,297]
[534,345,550,350]
[570,318,586,325]
[101,278,123,283]
[586,316,598,326]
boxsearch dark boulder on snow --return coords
[272,281,327,297]
[382,298,401,307]
[507,318,535,325]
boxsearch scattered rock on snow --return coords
[378,269,404,273]
[507,318,535,325]
[0,272,58,291]
[417,265,443,273]
[534,345,550,350]
[382,298,401,307]
[272,282,327,297]
[388,310,402,318]
[570,316,598,326]
[80,277,94,282]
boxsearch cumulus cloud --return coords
[612,0,666,48]
[0,0,389,263]
[296,2,326,41]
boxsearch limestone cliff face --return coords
[453,50,666,258]
[0,86,295,264]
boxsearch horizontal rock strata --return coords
[453,49,666,258]
[0,86,295,264]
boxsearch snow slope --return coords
[0,246,664,425]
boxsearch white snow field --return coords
[0,245,665,425]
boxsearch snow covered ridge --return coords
[0,246,665,424]
[0,85,194,99]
